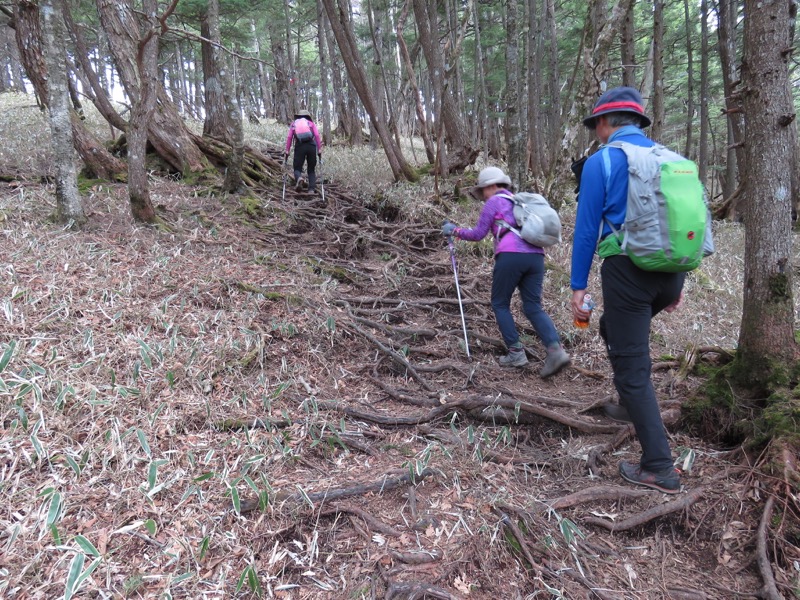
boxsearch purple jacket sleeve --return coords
[455,192,542,255]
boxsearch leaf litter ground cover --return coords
[0,97,797,599]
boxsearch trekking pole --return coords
[319,156,325,203]
[446,235,471,358]
[281,158,287,201]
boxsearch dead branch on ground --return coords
[584,486,706,531]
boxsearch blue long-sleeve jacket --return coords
[570,126,655,290]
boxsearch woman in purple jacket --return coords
[442,167,570,378]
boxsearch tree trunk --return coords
[716,0,745,215]
[13,0,126,180]
[206,0,244,193]
[251,20,272,119]
[650,0,665,140]
[95,0,206,175]
[682,0,695,158]
[557,0,635,187]
[737,0,797,384]
[699,0,710,185]
[397,0,434,163]
[621,1,636,88]
[200,10,227,140]
[472,0,489,162]
[505,0,525,188]
[411,0,478,172]
[268,15,292,124]
[544,0,559,173]
[315,0,331,146]
[526,0,542,176]
[40,0,85,226]
[127,0,160,223]
[321,0,417,182]
[61,2,128,132]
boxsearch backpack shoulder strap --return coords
[493,192,521,238]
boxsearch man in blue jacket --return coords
[570,87,684,494]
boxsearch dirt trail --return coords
[0,172,788,600]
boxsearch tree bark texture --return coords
[13,0,126,181]
[40,0,85,226]
[650,0,665,141]
[205,0,244,193]
[738,0,797,377]
[200,9,227,140]
[411,0,477,173]
[505,0,524,189]
[321,0,417,182]
[396,0,435,164]
[95,0,206,175]
[717,0,745,212]
[126,0,159,222]
[558,0,635,186]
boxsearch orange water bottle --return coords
[574,294,594,328]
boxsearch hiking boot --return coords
[499,348,528,368]
[294,178,303,192]
[604,403,632,423]
[619,461,681,494]
[540,347,570,378]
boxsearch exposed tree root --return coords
[321,504,404,537]
[316,395,625,433]
[587,426,635,476]
[384,580,459,600]
[492,507,548,575]
[584,486,706,532]
[546,485,653,511]
[240,468,435,513]
[389,548,444,564]
[755,496,782,600]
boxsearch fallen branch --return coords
[584,486,705,531]
[755,496,782,600]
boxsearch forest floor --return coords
[0,94,798,599]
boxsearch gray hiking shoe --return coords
[295,177,303,192]
[619,461,681,494]
[604,403,632,423]
[499,349,528,367]
[540,347,570,378]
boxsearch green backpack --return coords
[598,141,714,272]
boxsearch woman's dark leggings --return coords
[293,142,318,189]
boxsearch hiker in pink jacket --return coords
[284,109,323,194]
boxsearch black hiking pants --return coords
[293,141,318,189]
[599,255,685,473]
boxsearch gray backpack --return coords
[496,192,562,248]
[599,141,714,272]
